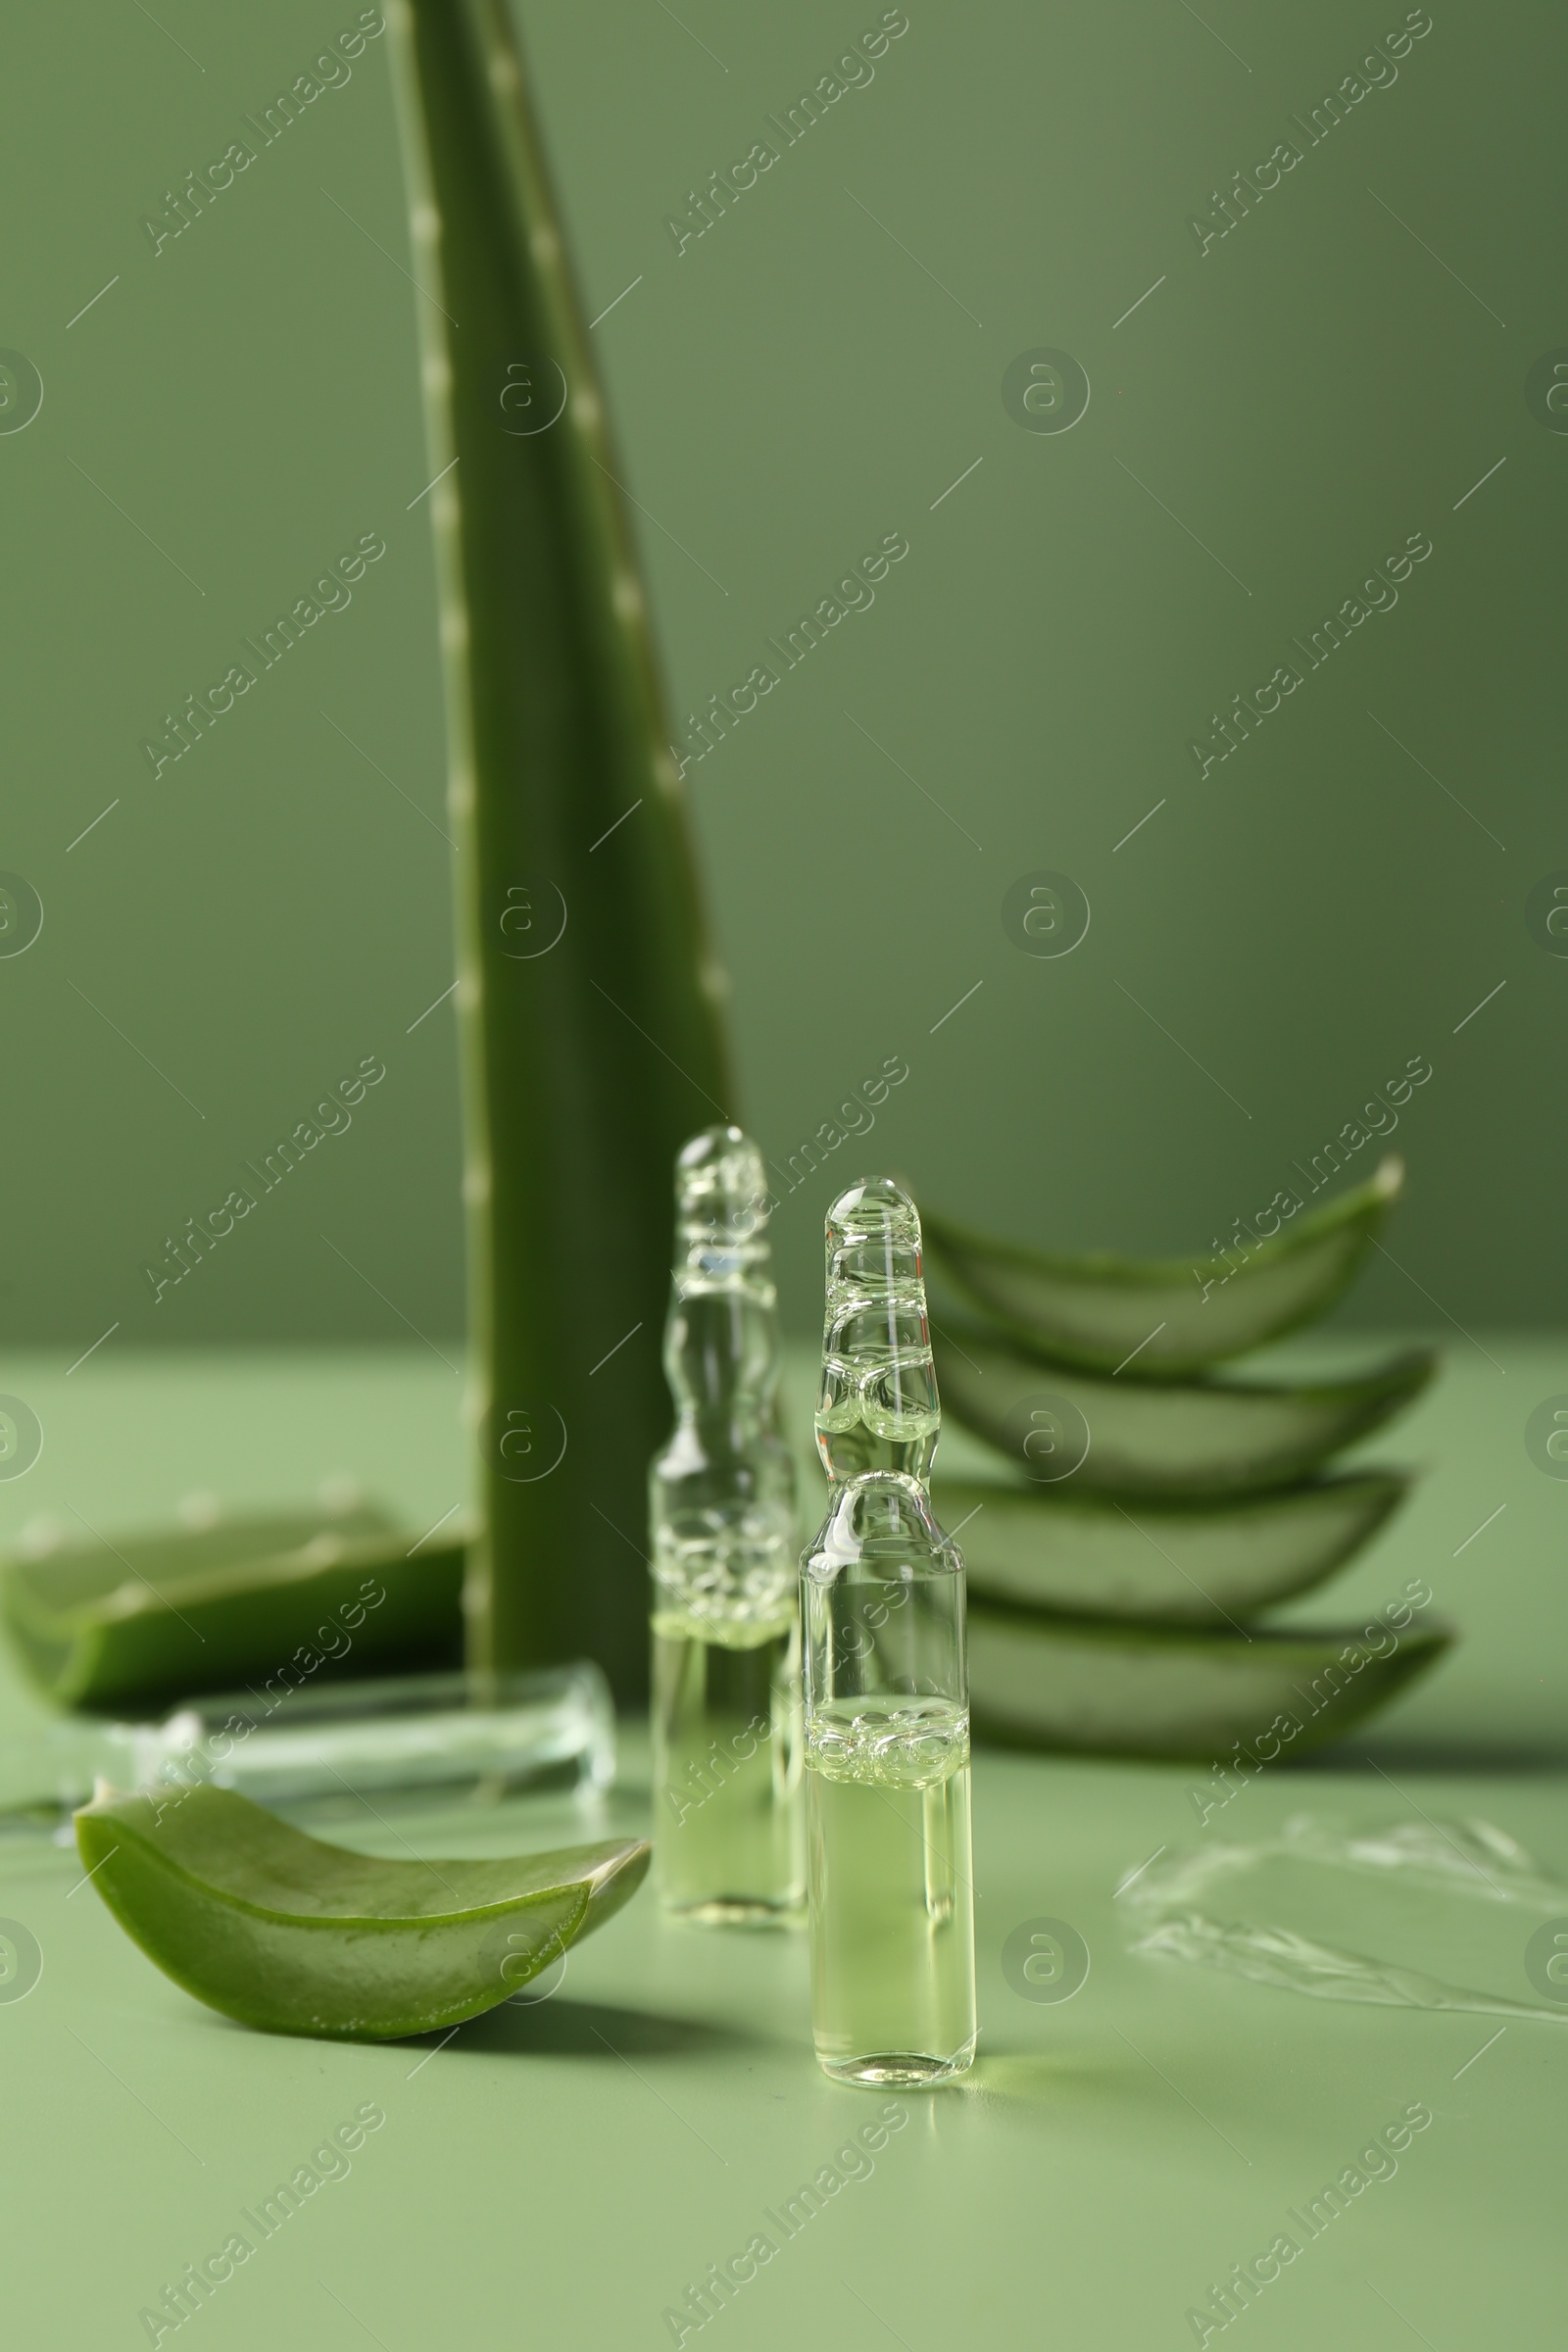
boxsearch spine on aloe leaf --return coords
[386,1,734,1701]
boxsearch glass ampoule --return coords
[649,1127,803,1924]
[802,1176,976,2085]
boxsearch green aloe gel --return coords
[650,1130,803,1924]
[803,1178,977,2087]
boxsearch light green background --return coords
[2,0,1564,1350]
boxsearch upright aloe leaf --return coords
[388,2,734,1699]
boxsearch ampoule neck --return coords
[806,1470,953,1579]
[662,1127,781,1433]
[670,1125,775,1303]
[813,1176,942,1489]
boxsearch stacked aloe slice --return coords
[922,1157,1451,1761]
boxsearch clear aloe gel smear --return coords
[803,1177,977,2085]
[649,1128,804,1924]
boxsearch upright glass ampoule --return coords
[802,1176,976,2085]
[650,1127,803,1924]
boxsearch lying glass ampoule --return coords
[803,1175,976,2085]
[0,1664,614,1839]
[649,1127,803,1924]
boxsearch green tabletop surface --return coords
[2,1340,1563,2349]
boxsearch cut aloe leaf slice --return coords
[2,1506,466,1713]
[967,1601,1452,1762]
[925,1157,1403,1378]
[936,1471,1407,1625]
[931,1327,1435,1498]
[75,1783,648,2040]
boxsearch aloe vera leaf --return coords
[74,1783,648,2040]
[935,1470,1407,1624]
[931,1327,1436,1497]
[967,1601,1452,1762]
[924,1157,1403,1378]
[2,1509,465,1713]
[387,1,734,1702]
